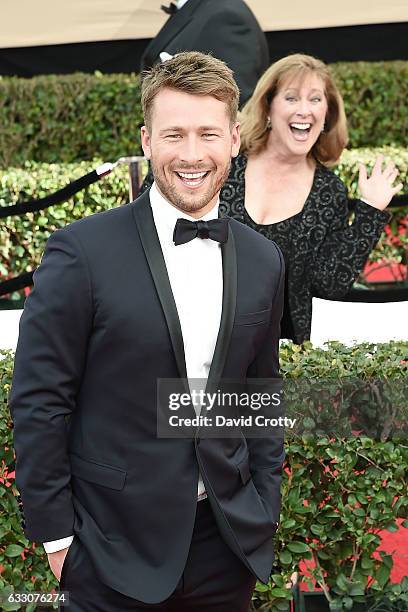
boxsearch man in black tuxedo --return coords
[140,0,269,106]
[10,52,285,611]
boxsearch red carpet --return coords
[299,519,408,590]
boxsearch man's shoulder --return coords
[229,218,283,266]
[60,192,149,240]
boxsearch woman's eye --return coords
[286,97,296,102]
[311,97,322,103]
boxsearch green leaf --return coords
[271,574,285,588]
[1,602,21,611]
[317,550,331,560]
[4,544,24,557]
[276,602,291,611]
[281,519,297,529]
[343,596,354,609]
[255,583,269,592]
[376,563,391,587]
[286,541,310,554]
[348,583,366,596]
[335,573,349,593]
[278,550,293,565]
[269,587,292,599]
[361,556,374,570]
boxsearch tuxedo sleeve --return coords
[245,243,285,525]
[9,228,93,542]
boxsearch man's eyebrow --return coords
[199,126,223,132]
[159,127,184,133]
[159,126,224,134]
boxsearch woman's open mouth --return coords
[289,122,312,141]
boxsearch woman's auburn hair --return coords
[239,53,348,166]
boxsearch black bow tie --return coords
[161,2,178,15]
[173,218,229,246]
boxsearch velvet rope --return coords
[0,162,115,219]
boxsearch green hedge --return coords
[0,161,129,281]
[1,147,406,289]
[0,61,407,166]
[1,341,407,611]
[0,72,143,168]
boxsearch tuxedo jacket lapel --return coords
[132,192,188,381]
[141,0,205,69]
[207,225,237,391]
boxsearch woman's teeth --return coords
[289,123,312,141]
[290,123,311,130]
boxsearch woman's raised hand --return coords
[358,154,403,210]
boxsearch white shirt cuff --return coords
[43,536,74,553]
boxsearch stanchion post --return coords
[113,155,147,203]
[125,156,146,202]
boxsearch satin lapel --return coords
[141,0,203,67]
[206,224,237,393]
[132,192,188,381]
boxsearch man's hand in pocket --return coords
[47,546,70,581]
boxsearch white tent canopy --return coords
[3,0,407,49]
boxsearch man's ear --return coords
[231,122,241,158]
[141,126,151,160]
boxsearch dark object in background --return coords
[267,22,408,64]
[140,0,270,106]
[0,22,406,80]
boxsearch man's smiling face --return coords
[141,88,240,218]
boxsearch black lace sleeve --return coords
[311,178,390,299]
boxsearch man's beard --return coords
[151,158,232,215]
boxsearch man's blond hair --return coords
[141,51,239,131]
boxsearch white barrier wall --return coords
[0,310,23,351]
[310,298,408,346]
[1,301,407,353]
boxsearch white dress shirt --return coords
[44,181,224,553]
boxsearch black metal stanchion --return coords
[114,156,146,202]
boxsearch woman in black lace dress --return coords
[222,54,402,343]
[140,54,402,343]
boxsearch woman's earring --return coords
[321,122,327,133]
[266,116,272,130]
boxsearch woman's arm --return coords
[311,179,391,300]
